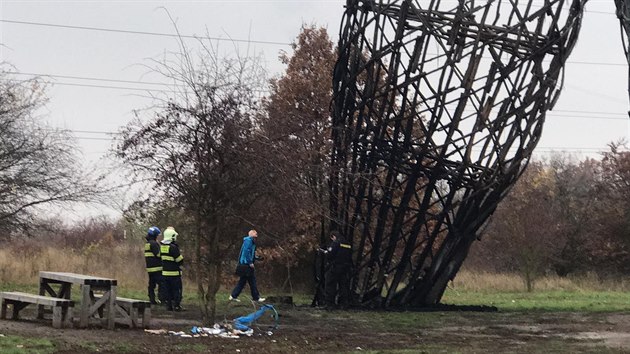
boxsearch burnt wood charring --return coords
[617,0,630,104]
[327,0,589,307]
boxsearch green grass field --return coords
[0,335,55,354]
[442,288,630,312]
[4,280,630,312]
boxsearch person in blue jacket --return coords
[229,229,265,302]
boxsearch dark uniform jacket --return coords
[326,239,353,269]
[160,242,184,277]
[144,238,162,273]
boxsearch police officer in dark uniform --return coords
[321,230,353,309]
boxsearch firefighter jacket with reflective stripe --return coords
[160,242,184,277]
[144,239,162,273]
[326,240,353,267]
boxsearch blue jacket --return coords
[238,236,256,265]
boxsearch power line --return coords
[567,61,625,67]
[74,136,119,141]
[12,71,629,101]
[7,74,627,116]
[39,81,177,93]
[65,129,120,135]
[1,19,624,67]
[8,77,270,94]
[44,113,630,145]
[584,9,616,15]
[66,129,621,153]
[51,110,630,141]
[0,19,293,46]
[549,109,627,115]
[8,71,171,87]
[535,147,608,151]
[73,133,613,152]
[545,114,628,121]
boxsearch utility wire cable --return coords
[7,77,271,94]
[7,75,626,116]
[0,18,622,65]
[0,19,292,46]
[7,71,173,87]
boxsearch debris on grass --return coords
[144,304,279,339]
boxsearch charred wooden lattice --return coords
[328,0,587,307]
[617,0,630,102]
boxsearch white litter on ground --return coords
[144,323,259,339]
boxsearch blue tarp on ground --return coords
[233,304,277,331]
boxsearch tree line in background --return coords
[3,25,630,322]
[467,145,630,291]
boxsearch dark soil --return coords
[2,302,630,353]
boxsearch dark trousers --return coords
[162,276,182,308]
[231,271,260,300]
[147,272,163,303]
[325,266,351,307]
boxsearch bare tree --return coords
[0,67,97,233]
[590,141,630,273]
[548,155,602,275]
[117,29,267,323]
[474,162,565,291]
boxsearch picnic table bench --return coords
[0,291,74,328]
[94,295,152,328]
[38,271,117,329]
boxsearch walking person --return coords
[160,226,184,311]
[229,229,265,302]
[321,230,353,309]
[144,226,163,305]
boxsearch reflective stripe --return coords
[175,255,184,262]
[340,243,352,249]
[160,243,182,275]
[145,241,161,271]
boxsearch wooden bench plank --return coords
[39,271,117,287]
[0,292,74,307]
[93,295,151,328]
[0,292,74,328]
[113,297,150,308]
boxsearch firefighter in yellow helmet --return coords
[160,226,184,311]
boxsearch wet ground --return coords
[2,302,630,353]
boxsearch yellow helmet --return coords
[163,227,178,242]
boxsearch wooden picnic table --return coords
[37,271,117,329]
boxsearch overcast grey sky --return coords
[0,0,627,219]
[0,0,347,159]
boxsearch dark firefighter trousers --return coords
[147,272,163,304]
[162,275,182,308]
